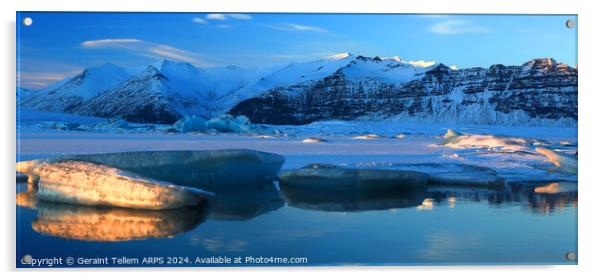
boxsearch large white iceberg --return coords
[16,149,285,210]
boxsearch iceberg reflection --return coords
[280,184,427,212]
[207,181,284,221]
[18,191,208,242]
[427,181,577,215]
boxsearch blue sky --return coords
[17,12,577,89]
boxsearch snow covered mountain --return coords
[19,55,577,126]
[20,63,132,112]
[230,57,577,126]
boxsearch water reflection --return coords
[207,181,284,221]
[427,181,578,215]
[280,183,427,212]
[17,191,209,242]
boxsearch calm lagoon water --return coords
[16,131,578,267]
[16,180,577,267]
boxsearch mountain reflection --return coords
[427,181,578,214]
[18,191,208,242]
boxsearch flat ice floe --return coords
[388,163,507,190]
[535,147,578,174]
[17,160,213,210]
[279,164,429,194]
[441,129,531,151]
[16,149,285,209]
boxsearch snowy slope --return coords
[20,63,131,112]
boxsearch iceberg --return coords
[172,115,206,132]
[204,114,253,133]
[535,147,578,174]
[16,160,213,210]
[16,149,285,209]
[170,114,256,134]
[28,199,208,242]
[279,164,429,195]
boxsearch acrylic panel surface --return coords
[16,12,577,267]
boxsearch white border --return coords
[2,0,601,279]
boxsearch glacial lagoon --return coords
[16,126,577,266]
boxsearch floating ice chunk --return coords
[95,117,130,129]
[37,121,82,131]
[559,140,573,146]
[20,149,284,193]
[391,163,507,190]
[279,164,429,194]
[16,160,213,210]
[535,147,578,174]
[443,129,462,139]
[172,115,206,132]
[534,181,578,194]
[29,200,208,242]
[205,114,253,133]
[171,114,255,133]
[302,137,328,143]
[416,198,434,210]
[441,130,530,151]
[352,134,384,140]
[394,133,406,139]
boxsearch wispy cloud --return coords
[19,70,82,89]
[81,38,143,48]
[228,14,252,20]
[80,38,211,66]
[429,20,489,35]
[267,23,327,32]
[192,17,207,24]
[205,13,252,21]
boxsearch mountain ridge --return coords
[18,55,577,126]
